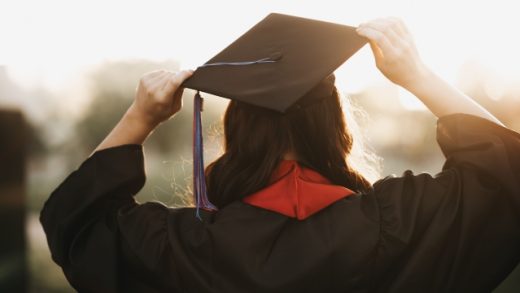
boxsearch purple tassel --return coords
[193,91,218,219]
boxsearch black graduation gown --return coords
[40,114,520,293]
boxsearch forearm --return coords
[93,105,157,153]
[92,70,192,155]
[356,19,504,126]
[404,68,503,125]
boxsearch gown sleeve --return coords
[40,114,520,293]
[371,114,520,292]
[39,145,181,292]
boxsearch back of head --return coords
[206,76,372,208]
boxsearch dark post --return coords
[0,109,27,292]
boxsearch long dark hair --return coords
[205,80,372,208]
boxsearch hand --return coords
[356,18,430,89]
[356,18,502,124]
[127,69,193,128]
[93,69,195,152]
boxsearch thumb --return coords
[368,40,384,64]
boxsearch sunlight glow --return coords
[398,88,427,111]
[1,0,519,112]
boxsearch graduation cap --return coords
[182,13,367,218]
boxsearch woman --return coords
[40,18,520,292]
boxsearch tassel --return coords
[193,91,218,220]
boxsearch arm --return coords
[356,20,520,292]
[356,18,503,126]
[40,69,194,292]
[94,69,193,153]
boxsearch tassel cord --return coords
[193,91,218,220]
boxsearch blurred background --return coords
[1,0,519,291]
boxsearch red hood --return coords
[242,160,354,220]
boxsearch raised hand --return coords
[356,18,428,90]
[356,18,502,124]
[129,70,193,128]
[93,69,193,152]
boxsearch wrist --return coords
[124,104,160,134]
[93,104,158,152]
[399,64,435,94]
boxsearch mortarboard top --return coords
[183,13,367,113]
[183,13,368,218]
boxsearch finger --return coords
[369,18,418,58]
[359,19,403,48]
[369,17,407,38]
[169,87,185,114]
[138,75,167,99]
[368,40,384,61]
[159,72,178,90]
[150,71,174,90]
[357,26,397,57]
[387,17,412,37]
[144,69,167,81]
[148,70,172,86]
[140,70,168,91]
[172,87,185,104]
[160,70,193,96]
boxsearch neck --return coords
[283,151,299,161]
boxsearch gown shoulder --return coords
[39,114,520,292]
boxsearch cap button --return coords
[269,52,283,61]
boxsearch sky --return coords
[1,0,519,112]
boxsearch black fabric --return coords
[182,13,366,113]
[40,114,520,292]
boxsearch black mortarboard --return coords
[182,13,367,218]
[183,13,367,113]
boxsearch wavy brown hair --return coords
[205,80,372,208]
